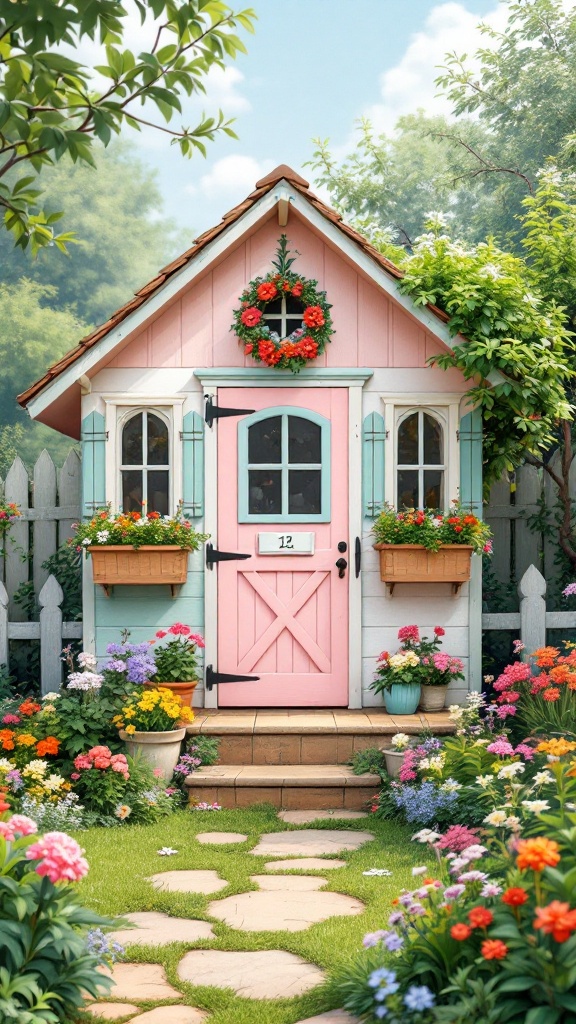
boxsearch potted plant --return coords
[147,624,204,707]
[383,732,412,777]
[416,626,465,710]
[72,505,208,595]
[372,503,492,593]
[371,626,427,714]
[113,687,193,780]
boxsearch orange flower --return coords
[463,515,478,525]
[542,687,561,702]
[244,343,253,354]
[291,281,303,297]
[257,281,278,302]
[0,729,14,751]
[468,907,494,929]
[516,837,561,872]
[537,738,576,757]
[549,665,570,684]
[532,646,560,668]
[481,939,508,960]
[533,901,576,943]
[450,923,472,940]
[302,305,325,328]
[0,796,10,812]
[19,701,41,716]
[502,887,529,906]
[36,736,60,757]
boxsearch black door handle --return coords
[335,557,347,578]
[355,537,361,578]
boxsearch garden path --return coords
[87,818,368,1023]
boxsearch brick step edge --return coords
[185,767,381,788]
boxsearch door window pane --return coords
[122,470,142,512]
[397,413,418,464]
[122,413,142,465]
[248,416,282,463]
[249,470,282,514]
[397,470,418,510]
[148,471,169,516]
[423,413,442,464]
[289,470,321,514]
[288,416,321,463]
[147,414,169,465]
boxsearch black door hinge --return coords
[206,542,251,569]
[205,665,260,690]
[205,395,255,428]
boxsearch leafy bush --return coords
[150,623,204,683]
[0,808,113,1022]
[372,504,492,553]
[348,747,387,777]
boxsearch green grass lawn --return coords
[76,807,424,1023]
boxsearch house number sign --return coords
[258,532,315,555]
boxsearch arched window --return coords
[397,410,444,509]
[120,410,170,515]
[238,407,330,522]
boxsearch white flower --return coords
[81,537,91,546]
[497,763,525,780]
[67,671,103,691]
[547,755,560,763]
[476,775,493,789]
[158,847,179,856]
[362,868,392,877]
[391,732,411,751]
[44,774,65,792]
[0,758,13,772]
[521,800,550,813]
[504,815,521,829]
[42,691,60,701]
[473,738,490,746]
[480,263,503,280]
[412,829,441,844]
[440,779,462,793]
[77,652,97,669]
[533,771,554,786]
[96,530,110,543]
[23,760,48,778]
[484,810,507,826]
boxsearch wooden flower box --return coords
[373,544,473,595]
[88,545,188,597]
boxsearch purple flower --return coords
[457,870,488,883]
[404,986,435,1011]
[383,931,404,951]
[388,911,404,927]
[105,643,125,656]
[563,582,576,597]
[481,882,503,897]
[363,930,388,948]
[106,659,127,673]
[443,884,466,900]
[398,892,414,907]
[407,903,426,916]
[6,769,23,791]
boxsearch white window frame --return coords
[101,396,185,513]
[381,393,462,508]
[396,408,447,509]
[263,294,304,338]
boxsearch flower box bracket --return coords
[374,544,473,597]
[88,545,189,598]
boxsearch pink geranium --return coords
[2,714,20,725]
[486,738,515,756]
[398,625,420,643]
[169,623,191,635]
[93,756,112,769]
[189,633,205,648]
[89,746,112,759]
[435,825,480,853]
[155,629,167,639]
[73,754,92,771]
[26,831,89,883]
[8,814,37,837]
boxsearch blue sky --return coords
[127,1,502,235]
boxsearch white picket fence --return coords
[482,564,576,653]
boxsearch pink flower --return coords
[153,767,164,777]
[89,746,112,759]
[433,626,445,636]
[70,772,80,780]
[515,743,535,761]
[8,814,37,837]
[497,690,520,704]
[2,714,20,725]
[110,754,128,764]
[398,625,420,643]
[93,756,112,770]
[189,633,205,648]
[486,739,514,756]
[155,629,167,639]
[169,623,191,636]
[432,653,450,672]
[73,755,92,771]
[26,831,89,884]
[0,821,16,841]
[435,825,480,853]
[483,541,493,554]
[111,762,129,777]
[496,704,517,718]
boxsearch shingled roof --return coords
[18,164,450,409]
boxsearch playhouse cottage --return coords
[19,165,483,716]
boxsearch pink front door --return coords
[217,387,349,706]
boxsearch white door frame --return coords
[194,368,372,708]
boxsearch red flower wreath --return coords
[231,235,334,371]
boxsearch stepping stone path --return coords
[196,831,247,844]
[295,1013,359,1024]
[87,1007,140,1020]
[108,911,215,946]
[279,810,368,823]
[149,869,228,894]
[264,857,346,871]
[251,828,374,858]
[177,949,325,999]
[98,964,181,1001]
[129,1009,208,1023]
[208,874,364,932]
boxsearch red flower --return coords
[169,623,191,636]
[291,281,303,297]
[481,939,508,960]
[0,796,10,812]
[502,887,529,906]
[303,305,325,328]
[147,511,160,519]
[468,907,494,929]
[450,923,472,940]
[244,343,253,354]
[542,687,561,701]
[258,339,276,361]
[282,281,291,291]
[297,337,319,360]
[241,307,262,328]
[454,525,463,533]
[155,630,167,639]
[398,625,420,642]
[533,901,576,943]
[257,282,277,302]
[433,627,445,636]
[19,701,41,717]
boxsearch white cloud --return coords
[364,2,508,136]
[187,155,276,200]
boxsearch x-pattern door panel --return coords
[217,387,349,706]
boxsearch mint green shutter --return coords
[459,409,483,515]
[362,412,386,518]
[182,410,204,518]
[81,411,106,516]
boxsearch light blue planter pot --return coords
[384,683,421,715]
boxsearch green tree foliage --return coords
[0,0,255,253]
[0,141,184,325]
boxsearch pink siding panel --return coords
[391,307,426,367]
[181,272,214,367]
[108,327,150,367]
[324,245,358,367]
[358,277,389,365]
[212,244,246,367]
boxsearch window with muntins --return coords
[239,408,330,522]
[262,294,305,340]
[120,410,170,515]
[397,410,444,509]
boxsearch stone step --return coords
[186,709,454,765]
[185,764,381,810]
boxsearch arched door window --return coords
[396,410,444,509]
[120,411,170,515]
[238,408,330,522]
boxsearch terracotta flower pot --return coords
[373,544,472,593]
[383,683,421,715]
[419,685,449,712]
[144,680,198,708]
[119,727,185,780]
